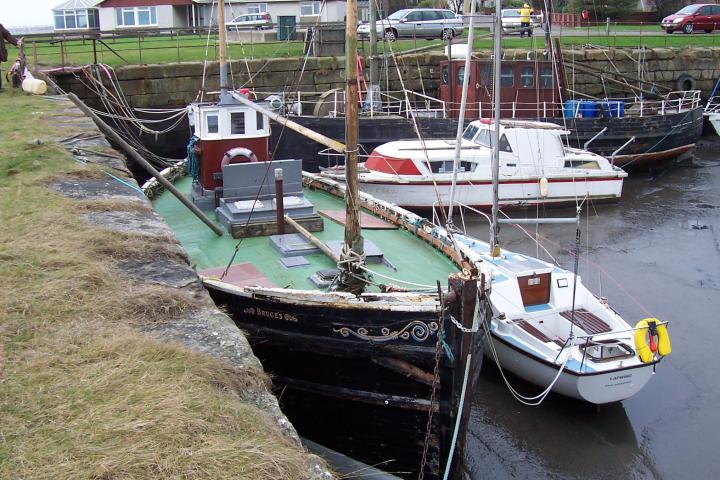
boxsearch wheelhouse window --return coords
[540,67,553,88]
[256,111,264,131]
[248,3,268,14]
[456,66,465,85]
[230,112,246,135]
[474,128,493,147]
[54,9,99,30]
[479,65,492,87]
[501,66,514,87]
[441,66,449,85]
[462,124,479,141]
[206,114,219,134]
[564,160,600,169]
[520,66,534,87]
[300,1,321,16]
[499,134,512,152]
[116,6,157,27]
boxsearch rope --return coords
[186,136,200,182]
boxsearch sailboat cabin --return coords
[438,59,565,119]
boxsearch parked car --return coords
[226,12,273,30]
[501,8,543,34]
[357,8,464,41]
[661,4,720,34]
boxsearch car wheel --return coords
[665,29,674,34]
[683,23,694,34]
[441,28,454,40]
[705,29,713,33]
[384,29,397,41]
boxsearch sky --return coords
[4,0,60,27]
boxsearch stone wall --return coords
[53,47,720,108]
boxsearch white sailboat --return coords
[321,118,627,209]
[441,5,670,405]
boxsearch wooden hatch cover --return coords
[518,272,551,306]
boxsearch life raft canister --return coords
[634,318,671,363]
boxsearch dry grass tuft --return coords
[76,198,155,214]
[0,91,316,480]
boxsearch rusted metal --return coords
[274,168,285,235]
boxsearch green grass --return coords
[15,28,720,69]
[0,90,315,479]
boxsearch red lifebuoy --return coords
[221,147,259,168]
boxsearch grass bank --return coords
[0,90,315,479]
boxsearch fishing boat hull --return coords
[487,331,656,404]
[270,109,702,173]
[349,175,624,209]
[202,273,482,479]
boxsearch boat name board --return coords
[243,306,299,323]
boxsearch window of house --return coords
[520,66,534,87]
[54,9,98,30]
[230,112,246,135]
[116,6,157,27]
[248,4,268,14]
[300,1,321,16]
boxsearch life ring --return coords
[220,147,259,168]
[633,318,671,363]
[675,74,697,91]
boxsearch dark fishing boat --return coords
[149,1,488,477]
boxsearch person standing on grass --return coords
[0,24,20,90]
[518,3,533,38]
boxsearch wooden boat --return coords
[149,1,487,477]
[320,118,627,209]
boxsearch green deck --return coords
[152,177,458,291]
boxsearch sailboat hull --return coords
[486,332,656,404]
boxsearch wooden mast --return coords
[338,0,366,295]
[491,0,502,257]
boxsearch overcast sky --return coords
[4,0,59,27]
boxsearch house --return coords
[91,0,346,31]
[52,0,101,31]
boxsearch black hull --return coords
[269,108,703,172]
[206,284,483,479]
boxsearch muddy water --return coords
[461,143,720,479]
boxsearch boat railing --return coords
[255,89,447,119]
[705,95,720,113]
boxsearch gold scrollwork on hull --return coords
[333,320,439,342]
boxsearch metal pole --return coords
[67,93,224,237]
[491,0,502,257]
[218,0,228,95]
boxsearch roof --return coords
[52,0,100,10]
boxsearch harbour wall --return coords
[53,46,720,108]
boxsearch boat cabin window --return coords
[564,160,600,169]
[256,111,264,131]
[520,66,534,88]
[462,124,479,141]
[501,66,513,87]
[429,160,474,173]
[230,112,246,135]
[581,341,634,361]
[206,113,219,134]
[540,67,553,88]
[442,66,449,85]
[456,67,465,86]
[474,128,492,147]
[499,134,512,152]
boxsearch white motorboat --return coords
[454,234,669,404]
[321,119,627,209]
[704,94,720,136]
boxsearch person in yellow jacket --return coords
[518,3,533,38]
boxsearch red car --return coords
[661,4,720,34]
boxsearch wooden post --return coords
[275,168,285,235]
[32,41,38,71]
[138,34,142,63]
[60,40,65,69]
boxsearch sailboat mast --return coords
[340,0,365,294]
[217,0,229,95]
[491,0,502,257]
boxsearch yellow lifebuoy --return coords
[634,318,671,363]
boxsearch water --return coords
[462,142,720,479]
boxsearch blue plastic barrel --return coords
[580,100,599,118]
[602,100,625,118]
[563,100,581,118]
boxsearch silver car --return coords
[357,8,464,41]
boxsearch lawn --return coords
[15,28,720,69]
